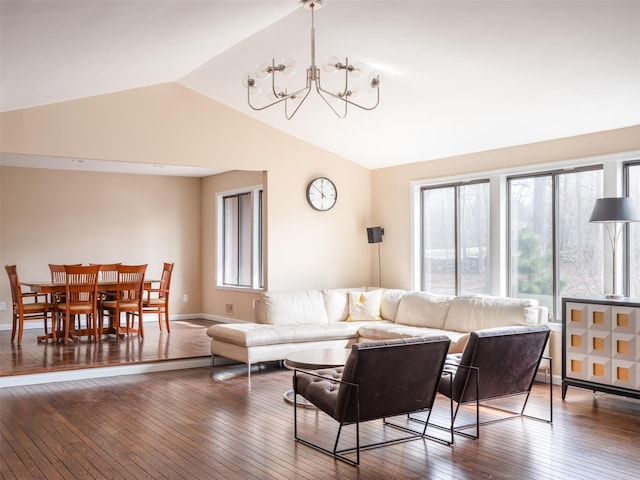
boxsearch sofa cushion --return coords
[357,323,469,353]
[347,290,382,321]
[262,290,328,326]
[206,322,366,347]
[443,295,540,332]
[395,291,454,328]
[323,287,366,322]
[370,287,405,321]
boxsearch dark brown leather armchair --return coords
[432,324,552,439]
[293,336,451,465]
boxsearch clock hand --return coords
[313,184,326,198]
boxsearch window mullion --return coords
[236,196,242,285]
[551,174,559,321]
[454,186,460,295]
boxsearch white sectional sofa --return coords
[206,287,548,377]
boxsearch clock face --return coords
[306,177,337,211]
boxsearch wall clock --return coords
[306,177,337,211]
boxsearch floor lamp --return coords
[367,227,384,287]
[589,197,640,299]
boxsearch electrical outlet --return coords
[0,301,6,311]
[225,303,234,315]
[182,294,188,303]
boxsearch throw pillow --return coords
[347,290,382,321]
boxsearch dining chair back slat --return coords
[49,264,67,285]
[93,263,119,284]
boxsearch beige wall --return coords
[0,166,201,326]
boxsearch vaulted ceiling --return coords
[2,0,639,170]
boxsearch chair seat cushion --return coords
[21,303,49,313]
[102,300,140,310]
[294,367,344,417]
[57,303,95,313]
[144,298,166,306]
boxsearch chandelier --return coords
[243,0,381,119]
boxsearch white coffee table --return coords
[283,348,351,407]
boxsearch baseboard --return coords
[536,371,562,386]
[0,357,213,388]
[203,314,250,323]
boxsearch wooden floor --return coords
[0,318,214,378]
[2,356,640,479]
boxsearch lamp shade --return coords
[589,197,640,223]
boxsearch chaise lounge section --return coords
[206,288,549,377]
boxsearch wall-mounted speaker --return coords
[366,226,384,244]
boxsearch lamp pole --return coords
[604,222,624,299]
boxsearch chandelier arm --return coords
[316,85,347,118]
[247,86,311,111]
[345,88,380,111]
[269,60,282,98]
[284,89,313,120]
[269,61,278,97]
[337,57,350,98]
[316,84,380,112]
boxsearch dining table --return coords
[21,279,158,342]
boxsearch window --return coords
[625,161,640,298]
[218,187,263,289]
[420,181,490,295]
[508,167,603,319]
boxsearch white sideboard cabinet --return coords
[562,297,640,400]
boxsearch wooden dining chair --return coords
[56,264,101,344]
[5,265,51,346]
[92,263,120,328]
[49,263,82,335]
[143,262,174,333]
[102,264,147,339]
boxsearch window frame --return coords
[623,160,640,298]
[419,178,490,296]
[216,185,264,291]
[506,164,603,320]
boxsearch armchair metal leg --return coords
[449,357,553,438]
[407,370,455,445]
